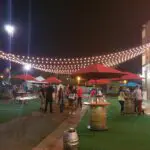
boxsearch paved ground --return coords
[0,104,69,150]
[33,105,88,150]
[30,99,150,150]
[0,99,40,123]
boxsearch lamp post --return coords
[4,24,15,84]
[123,80,127,84]
[23,64,32,75]
[4,24,15,37]
[23,64,32,71]
[23,64,31,93]
[77,76,81,85]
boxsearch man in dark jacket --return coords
[44,84,54,113]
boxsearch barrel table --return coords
[124,98,135,114]
[84,102,110,131]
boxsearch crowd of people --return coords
[118,85,143,115]
[38,84,83,115]
[11,82,144,116]
[85,85,144,116]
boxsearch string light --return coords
[0,43,149,74]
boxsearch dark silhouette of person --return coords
[58,87,64,113]
[44,84,54,113]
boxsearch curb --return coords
[32,105,88,150]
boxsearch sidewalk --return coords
[33,105,88,150]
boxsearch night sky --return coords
[0,0,150,73]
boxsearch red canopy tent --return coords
[72,64,124,79]
[13,74,36,81]
[97,79,111,84]
[88,79,111,85]
[88,79,96,84]
[44,77,61,84]
[111,72,143,81]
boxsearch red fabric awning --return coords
[13,74,36,81]
[88,79,111,85]
[72,64,124,79]
[44,77,61,84]
[97,79,111,84]
[88,79,96,84]
[111,72,143,81]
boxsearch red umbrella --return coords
[72,64,124,79]
[97,79,111,85]
[88,79,96,84]
[13,74,36,81]
[111,72,143,81]
[88,79,111,85]
[44,77,61,84]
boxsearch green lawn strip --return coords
[77,98,150,150]
[0,99,40,123]
[0,95,102,124]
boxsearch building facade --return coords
[142,21,150,100]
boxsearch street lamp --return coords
[0,75,4,79]
[4,24,15,37]
[77,76,81,85]
[4,24,15,84]
[123,80,127,84]
[23,64,31,71]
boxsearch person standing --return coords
[54,85,58,104]
[72,86,77,110]
[77,86,83,108]
[12,85,17,101]
[118,87,126,115]
[45,84,54,113]
[90,88,97,97]
[68,85,77,115]
[90,88,97,103]
[97,88,103,96]
[133,85,143,115]
[39,86,46,112]
[58,86,64,113]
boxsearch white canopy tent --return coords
[57,84,65,90]
[35,76,45,82]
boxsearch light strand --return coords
[0,43,148,74]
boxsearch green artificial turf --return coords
[0,94,89,124]
[0,99,40,123]
[77,98,150,150]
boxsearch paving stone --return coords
[33,105,88,150]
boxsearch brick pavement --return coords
[33,105,88,150]
[0,103,71,150]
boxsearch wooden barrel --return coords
[124,98,135,114]
[63,128,79,150]
[90,106,107,130]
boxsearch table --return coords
[124,98,135,114]
[15,94,38,104]
[16,92,27,97]
[84,101,110,131]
